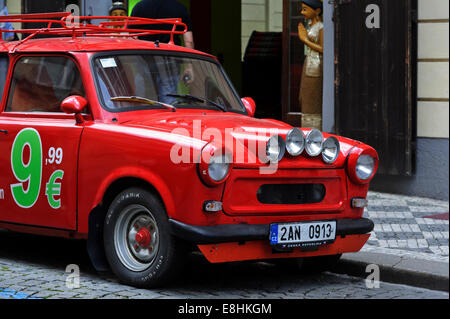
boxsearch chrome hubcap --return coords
[114,204,160,272]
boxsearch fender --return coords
[79,165,176,235]
[84,166,176,272]
[93,166,175,215]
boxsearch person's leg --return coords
[157,63,180,105]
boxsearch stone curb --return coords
[333,251,449,292]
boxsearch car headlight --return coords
[199,144,232,186]
[305,129,323,157]
[266,135,285,163]
[355,155,375,180]
[347,146,379,184]
[286,128,305,156]
[208,154,231,182]
[322,137,340,164]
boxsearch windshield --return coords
[93,53,245,113]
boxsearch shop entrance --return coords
[187,0,242,94]
[334,0,417,175]
[22,0,78,13]
[20,0,81,38]
[281,0,325,129]
[128,0,242,94]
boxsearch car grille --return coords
[257,184,326,205]
[222,168,347,216]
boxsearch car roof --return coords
[0,37,215,59]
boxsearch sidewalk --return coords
[338,191,449,292]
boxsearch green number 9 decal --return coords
[10,128,43,208]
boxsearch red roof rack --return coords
[0,12,187,52]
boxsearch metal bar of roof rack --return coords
[0,12,187,48]
[8,28,49,53]
[0,12,71,20]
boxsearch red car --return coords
[0,13,378,288]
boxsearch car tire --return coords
[103,187,182,288]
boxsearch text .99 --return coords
[48,147,63,165]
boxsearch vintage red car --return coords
[0,13,378,288]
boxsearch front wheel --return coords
[103,188,182,288]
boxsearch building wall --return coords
[371,0,449,200]
[6,0,21,31]
[372,138,449,200]
[81,0,110,17]
[241,0,282,59]
[417,0,449,139]
[5,0,20,14]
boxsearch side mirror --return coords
[241,97,256,117]
[61,95,88,124]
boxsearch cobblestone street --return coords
[0,192,449,299]
[0,248,448,299]
[364,192,449,258]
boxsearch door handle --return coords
[0,129,8,134]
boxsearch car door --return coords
[0,55,86,231]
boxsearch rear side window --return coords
[0,55,9,103]
[6,56,85,113]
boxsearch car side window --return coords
[6,56,85,113]
[0,55,9,105]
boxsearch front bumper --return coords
[169,218,374,245]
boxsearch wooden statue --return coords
[298,0,323,129]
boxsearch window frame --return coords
[0,53,11,112]
[3,53,88,116]
[90,50,247,115]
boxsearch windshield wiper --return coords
[111,96,177,112]
[166,94,227,112]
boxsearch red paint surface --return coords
[198,234,371,263]
[424,213,449,220]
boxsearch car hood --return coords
[119,111,360,169]
[122,111,290,131]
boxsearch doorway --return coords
[21,0,81,37]
[188,0,242,94]
[334,0,417,176]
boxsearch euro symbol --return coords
[46,170,64,209]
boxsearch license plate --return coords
[270,221,336,248]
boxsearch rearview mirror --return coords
[61,95,87,124]
[241,97,256,117]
